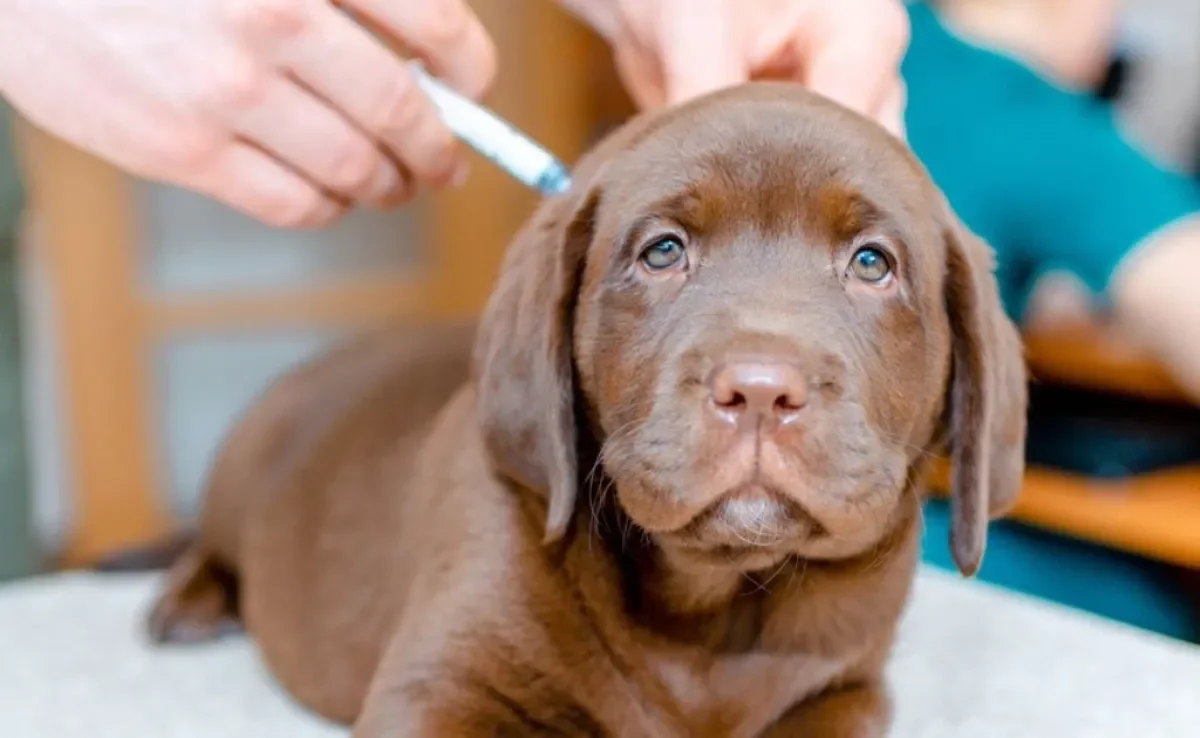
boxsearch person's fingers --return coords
[230,76,405,203]
[613,45,667,110]
[554,0,622,41]
[218,0,314,46]
[746,0,812,71]
[794,0,910,120]
[875,78,907,139]
[655,0,749,106]
[802,39,904,121]
[188,141,345,228]
[280,2,468,189]
[340,0,496,100]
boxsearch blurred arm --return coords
[1110,214,1200,401]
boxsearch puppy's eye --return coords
[639,236,687,271]
[848,245,892,283]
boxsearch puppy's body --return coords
[151,324,476,718]
[151,84,1026,737]
[158,326,916,736]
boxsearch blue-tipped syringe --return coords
[408,61,572,196]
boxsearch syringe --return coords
[408,61,573,196]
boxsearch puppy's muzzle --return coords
[708,357,808,432]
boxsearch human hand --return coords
[0,0,496,227]
[557,0,909,136]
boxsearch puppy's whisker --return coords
[875,427,941,463]
[585,415,643,488]
[746,557,793,594]
[602,397,658,427]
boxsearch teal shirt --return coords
[902,3,1200,319]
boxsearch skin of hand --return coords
[0,0,496,228]
[938,0,1118,90]
[556,0,910,136]
[1109,215,1200,401]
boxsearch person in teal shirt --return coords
[901,1,1200,640]
[903,1,1200,323]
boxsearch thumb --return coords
[656,0,748,106]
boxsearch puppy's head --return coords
[473,83,1026,577]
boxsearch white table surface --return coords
[2,567,1198,737]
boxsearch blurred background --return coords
[1,0,1199,643]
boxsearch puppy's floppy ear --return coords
[940,202,1028,576]
[472,184,601,544]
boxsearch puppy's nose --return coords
[709,361,808,425]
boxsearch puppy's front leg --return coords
[353,674,598,738]
[352,623,602,738]
[353,658,539,738]
[352,684,514,738]
[760,683,892,738]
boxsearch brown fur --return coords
[148,83,1027,737]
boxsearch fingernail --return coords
[303,198,342,228]
[371,162,400,199]
[451,159,470,188]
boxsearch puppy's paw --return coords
[145,549,242,645]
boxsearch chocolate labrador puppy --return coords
[147,82,1027,737]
